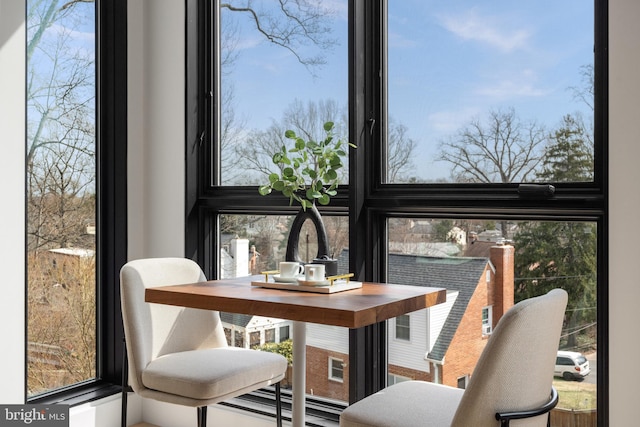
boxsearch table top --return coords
[145,275,446,328]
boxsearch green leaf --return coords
[272,180,285,192]
[318,194,330,205]
[268,173,279,183]
[306,188,322,200]
[325,169,338,180]
[325,189,337,196]
[315,181,324,191]
[258,185,272,196]
[323,121,334,132]
[284,129,296,139]
[295,138,305,150]
[283,167,294,177]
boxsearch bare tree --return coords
[438,108,547,183]
[233,99,417,186]
[387,118,417,183]
[219,1,341,181]
[570,64,594,112]
[27,1,95,252]
[567,64,595,168]
[221,0,338,75]
[232,99,347,185]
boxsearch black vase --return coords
[285,204,338,275]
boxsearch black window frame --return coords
[188,0,608,425]
[27,0,128,405]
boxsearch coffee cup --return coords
[312,256,338,277]
[279,261,304,278]
[304,264,325,282]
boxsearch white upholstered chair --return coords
[340,288,568,427]
[120,257,288,427]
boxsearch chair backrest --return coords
[120,257,227,393]
[451,288,568,427]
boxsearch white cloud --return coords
[428,107,480,135]
[438,8,531,53]
[388,31,418,49]
[475,70,549,100]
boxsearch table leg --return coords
[292,321,306,427]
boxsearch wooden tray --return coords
[252,273,362,294]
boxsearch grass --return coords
[553,379,597,410]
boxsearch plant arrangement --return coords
[258,121,355,210]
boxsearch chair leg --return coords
[197,406,207,427]
[275,382,282,427]
[121,338,128,427]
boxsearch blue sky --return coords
[225,0,593,182]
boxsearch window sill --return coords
[28,381,122,407]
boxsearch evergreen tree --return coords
[514,114,597,349]
[538,115,593,182]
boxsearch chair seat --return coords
[142,347,287,400]
[340,381,464,427]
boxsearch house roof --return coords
[463,239,496,258]
[220,312,254,328]
[338,249,489,362]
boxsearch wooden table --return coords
[145,275,446,426]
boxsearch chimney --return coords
[490,243,515,323]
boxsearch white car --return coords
[555,350,591,380]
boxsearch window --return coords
[329,358,345,382]
[265,328,276,343]
[482,306,493,336]
[395,315,411,341]
[387,374,411,386]
[250,331,261,348]
[457,375,469,390]
[191,0,606,423]
[280,325,290,342]
[26,0,128,403]
[26,0,97,397]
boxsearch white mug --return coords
[279,261,304,278]
[304,264,325,282]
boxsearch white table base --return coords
[292,321,306,427]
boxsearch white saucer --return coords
[297,278,330,286]
[273,274,303,283]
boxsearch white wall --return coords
[0,0,26,405]
[127,0,185,260]
[608,0,640,424]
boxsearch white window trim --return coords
[328,357,344,382]
[482,306,493,336]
